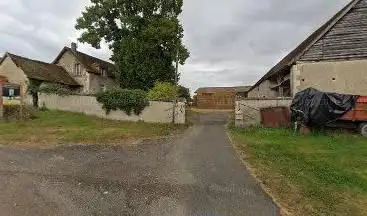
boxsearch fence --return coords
[235,98,292,127]
[32,94,186,124]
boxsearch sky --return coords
[0,0,351,93]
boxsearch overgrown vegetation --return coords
[3,105,38,121]
[0,110,186,148]
[39,83,76,96]
[28,80,77,108]
[229,127,367,216]
[147,82,178,102]
[27,78,42,107]
[178,85,191,102]
[96,89,149,115]
[75,0,190,90]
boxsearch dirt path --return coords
[0,112,278,216]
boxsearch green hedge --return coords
[96,89,149,115]
[147,82,178,102]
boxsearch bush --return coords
[96,89,149,115]
[3,105,38,121]
[178,85,191,102]
[147,82,178,102]
[39,102,49,112]
[39,83,76,96]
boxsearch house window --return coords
[74,63,82,76]
[101,68,107,77]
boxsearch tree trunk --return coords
[32,91,39,108]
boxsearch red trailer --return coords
[341,96,367,135]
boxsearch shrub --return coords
[39,102,49,112]
[3,105,38,121]
[147,82,179,102]
[39,83,76,96]
[178,85,191,102]
[96,89,149,115]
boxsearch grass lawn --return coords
[229,127,367,216]
[0,110,187,148]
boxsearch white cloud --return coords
[0,0,351,93]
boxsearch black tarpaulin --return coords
[291,88,358,126]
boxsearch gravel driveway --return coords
[0,112,279,216]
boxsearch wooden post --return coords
[0,81,3,121]
[20,85,24,120]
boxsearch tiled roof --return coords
[54,47,116,77]
[6,53,80,86]
[195,87,236,93]
[235,86,252,93]
[248,0,359,92]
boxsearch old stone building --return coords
[53,43,118,94]
[0,53,80,97]
[235,86,252,100]
[248,0,367,98]
[0,43,118,96]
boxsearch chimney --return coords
[71,42,77,53]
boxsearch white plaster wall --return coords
[35,94,186,124]
[292,60,367,96]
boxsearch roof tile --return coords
[7,53,80,86]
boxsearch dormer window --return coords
[101,68,107,77]
[74,63,82,76]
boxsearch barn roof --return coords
[235,86,252,93]
[248,0,360,92]
[195,87,236,93]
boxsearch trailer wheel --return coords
[360,123,367,137]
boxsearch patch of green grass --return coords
[0,110,186,148]
[229,127,367,216]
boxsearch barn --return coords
[247,0,367,98]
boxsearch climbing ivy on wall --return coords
[39,83,76,96]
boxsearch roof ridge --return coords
[7,52,53,66]
[64,46,114,65]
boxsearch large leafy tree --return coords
[178,85,191,102]
[75,0,190,90]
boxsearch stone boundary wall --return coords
[33,94,186,124]
[235,98,292,127]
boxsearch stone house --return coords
[0,52,80,97]
[247,0,367,98]
[194,87,236,109]
[53,43,118,94]
[0,43,119,97]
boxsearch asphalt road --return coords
[0,112,279,216]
